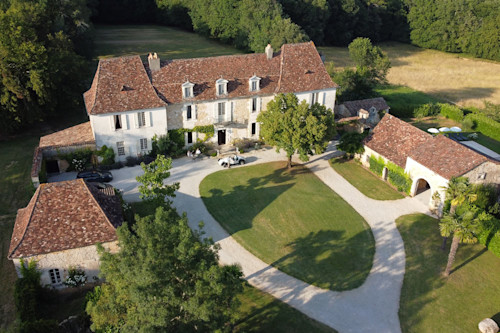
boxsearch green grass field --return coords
[94,25,244,60]
[0,136,39,329]
[329,158,404,200]
[396,213,500,332]
[200,162,375,291]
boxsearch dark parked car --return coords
[77,170,113,182]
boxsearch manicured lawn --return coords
[94,25,243,60]
[464,132,500,155]
[200,162,375,291]
[406,115,462,132]
[329,158,404,200]
[396,213,500,332]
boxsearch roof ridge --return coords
[90,62,102,115]
[136,57,166,106]
[81,179,119,234]
[8,186,42,259]
[275,44,286,93]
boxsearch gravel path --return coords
[110,143,432,333]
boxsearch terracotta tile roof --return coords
[85,42,337,113]
[336,116,359,123]
[39,122,95,148]
[364,114,432,168]
[84,56,165,115]
[8,179,122,259]
[343,97,389,117]
[408,135,488,179]
[31,146,43,178]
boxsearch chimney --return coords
[265,44,273,60]
[148,52,160,71]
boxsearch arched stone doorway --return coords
[415,178,431,195]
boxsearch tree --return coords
[332,37,390,102]
[257,93,335,168]
[0,0,89,134]
[337,132,365,158]
[86,206,244,332]
[136,154,180,206]
[439,205,482,277]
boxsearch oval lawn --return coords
[200,162,375,291]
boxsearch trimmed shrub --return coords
[464,113,500,141]
[369,155,385,176]
[125,156,140,167]
[386,162,412,194]
[96,145,115,165]
[413,103,440,118]
[439,103,464,122]
[477,216,500,258]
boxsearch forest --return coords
[0,0,499,134]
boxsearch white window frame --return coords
[216,78,228,96]
[186,105,192,120]
[137,112,146,127]
[49,268,62,284]
[249,75,261,92]
[114,115,122,130]
[251,97,258,113]
[182,81,195,99]
[187,132,193,144]
[116,141,125,156]
[218,102,225,122]
[311,92,319,106]
[139,138,148,151]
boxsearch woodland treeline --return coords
[1,0,499,134]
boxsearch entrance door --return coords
[218,130,226,145]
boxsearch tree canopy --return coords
[257,93,335,168]
[333,37,391,102]
[86,206,244,332]
[0,0,91,134]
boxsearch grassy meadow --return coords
[319,42,500,108]
[94,25,244,60]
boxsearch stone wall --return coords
[12,241,119,287]
[463,161,500,186]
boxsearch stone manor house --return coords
[84,42,338,160]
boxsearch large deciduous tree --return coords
[257,93,335,168]
[337,132,365,159]
[0,0,90,134]
[86,206,244,332]
[332,37,390,102]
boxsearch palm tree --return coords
[439,208,481,277]
[440,177,477,250]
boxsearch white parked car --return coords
[218,155,246,168]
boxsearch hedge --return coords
[439,103,464,122]
[477,220,500,258]
[369,155,385,176]
[464,113,500,141]
[386,162,412,194]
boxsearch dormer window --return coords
[249,75,261,92]
[216,78,228,96]
[182,81,194,99]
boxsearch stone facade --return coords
[13,241,118,287]
[463,161,500,186]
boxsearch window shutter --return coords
[110,116,115,131]
[134,113,139,128]
[149,112,153,127]
[322,92,326,105]
[182,106,187,121]
[122,114,129,130]
[213,103,217,122]
[258,97,262,111]
[194,105,198,120]
[229,102,233,122]
[248,99,252,112]
[145,112,151,127]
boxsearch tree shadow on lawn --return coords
[270,229,374,291]
[201,167,302,234]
